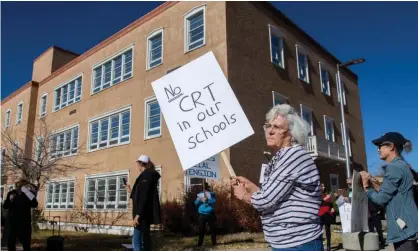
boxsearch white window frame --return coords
[13,141,19,163]
[146,28,164,70]
[88,105,132,152]
[5,109,11,128]
[300,104,314,136]
[35,136,43,161]
[319,62,330,96]
[91,45,134,95]
[155,166,162,200]
[341,123,352,157]
[84,170,129,211]
[184,5,206,53]
[336,73,347,106]
[296,44,309,83]
[53,74,83,112]
[329,173,339,192]
[268,25,285,69]
[272,91,288,106]
[144,97,162,140]
[50,124,79,159]
[16,102,23,125]
[184,175,204,193]
[45,179,75,210]
[324,115,335,142]
[39,93,48,118]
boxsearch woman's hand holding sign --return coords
[231,176,260,204]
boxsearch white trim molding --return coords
[146,28,164,70]
[295,44,309,83]
[184,4,206,53]
[268,24,285,69]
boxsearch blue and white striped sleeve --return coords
[251,148,308,212]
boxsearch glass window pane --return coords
[100,118,109,142]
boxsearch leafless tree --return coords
[1,118,99,193]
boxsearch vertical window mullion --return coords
[118,113,123,143]
[116,177,120,209]
[107,117,111,147]
[95,178,98,209]
[100,65,105,91]
[110,60,115,86]
[121,54,125,81]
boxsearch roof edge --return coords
[39,1,178,86]
[262,2,358,81]
[1,81,39,105]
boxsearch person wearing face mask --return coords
[230,104,323,251]
[126,155,161,251]
[360,132,418,251]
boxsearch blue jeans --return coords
[132,228,142,251]
[271,237,323,251]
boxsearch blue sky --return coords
[2,2,417,174]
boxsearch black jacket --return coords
[3,188,38,232]
[130,168,161,225]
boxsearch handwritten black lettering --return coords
[213,125,221,133]
[230,114,237,124]
[191,91,204,108]
[219,122,226,130]
[177,121,191,131]
[188,136,197,149]
[201,127,213,140]
[203,83,216,101]
[179,95,192,112]
[197,112,206,122]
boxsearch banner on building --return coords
[151,51,254,170]
[185,154,220,181]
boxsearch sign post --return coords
[152,51,254,175]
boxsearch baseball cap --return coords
[372,132,408,147]
[137,155,150,164]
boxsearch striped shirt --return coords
[251,145,322,249]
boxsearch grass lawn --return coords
[29,230,269,251]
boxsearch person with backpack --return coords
[360,132,418,251]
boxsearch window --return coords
[1,149,5,176]
[330,173,339,192]
[319,62,330,96]
[296,45,309,83]
[45,180,74,209]
[269,25,284,68]
[184,5,205,52]
[13,141,19,162]
[155,166,162,200]
[35,137,43,161]
[4,109,11,128]
[40,94,48,118]
[54,76,82,111]
[89,106,131,151]
[147,29,163,70]
[16,102,23,124]
[341,123,352,157]
[300,105,314,136]
[50,125,79,158]
[145,98,161,139]
[184,176,203,193]
[324,116,335,142]
[272,91,288,106]
[336,74,347,105]
[85,173,128,210]
[92,48,133,94]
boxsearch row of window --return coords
[273,91,352,156]
[44,169,161,210]
[269,25,347,104]
[34,98,161,160]
[31,6,206,122]
[4,102,23,128]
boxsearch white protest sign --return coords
[152,51,254,170]
[186,154,220,180]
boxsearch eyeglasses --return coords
[263,123,288,134]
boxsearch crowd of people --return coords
[1,104,418,251]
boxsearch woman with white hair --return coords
[231,104,323,251]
